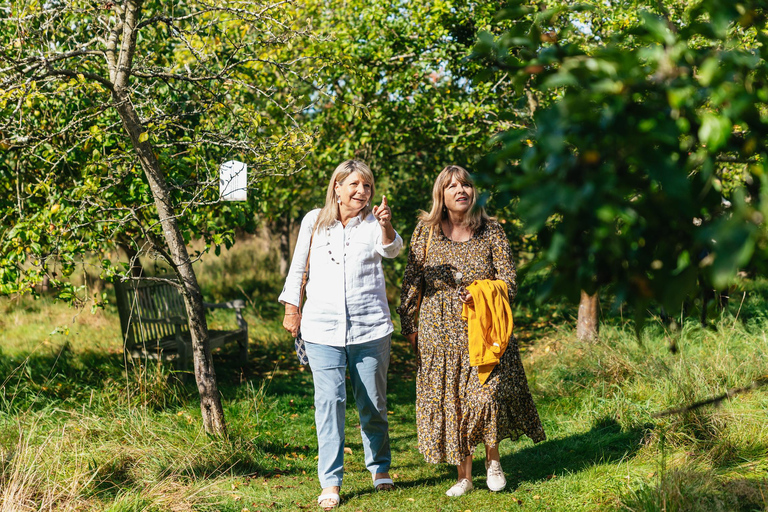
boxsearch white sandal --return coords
[317,493,340,510]
[373,477,394,491]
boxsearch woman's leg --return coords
[347,334,392,486]
[446,454,474,496]
[457,455,473,482]
[305,342,347,498]
[485,443,506,491]
[486,444,500,462]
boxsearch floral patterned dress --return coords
[397,219,546,464]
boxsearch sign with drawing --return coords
[219,160,247,201]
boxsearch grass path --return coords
[1,296,767,511]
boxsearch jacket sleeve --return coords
[488,221,518,304]
[396,222,427,335]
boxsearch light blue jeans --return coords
[305,334,392,488]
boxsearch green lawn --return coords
[1,279,767,511]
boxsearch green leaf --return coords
[698,113,731,152]
[697,57,719,87]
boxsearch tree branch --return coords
[652,376,768,418]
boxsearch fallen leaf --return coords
[344,447,353,455]
[533,495,541,500]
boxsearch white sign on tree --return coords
[219,160,247,201]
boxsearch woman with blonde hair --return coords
[397,165,545,496]
[279,159,402,510]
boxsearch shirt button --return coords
[346,242,349,246]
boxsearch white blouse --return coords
[278,208,403,346]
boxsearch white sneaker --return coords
[485,460,506,492]
[445,478,473,497]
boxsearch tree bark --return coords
[111,0,226,435]
[577,290,599,342]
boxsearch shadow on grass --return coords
[0,344,135,413]
[374,418,646,495]
[501,417,647,490]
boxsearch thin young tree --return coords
[0,0,313,434]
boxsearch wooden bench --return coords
[113,277,248,371]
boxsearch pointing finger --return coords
[381,195,388,208]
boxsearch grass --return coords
[1,240,767,511]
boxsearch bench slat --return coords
[114,277,248,371]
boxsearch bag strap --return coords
[298,222,319,309]
[415,225,434,315]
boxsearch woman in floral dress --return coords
[397,165,545,497]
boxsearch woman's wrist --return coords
[381,223,395,244]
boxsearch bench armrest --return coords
[204,300,247,330]
[203,300,246,310]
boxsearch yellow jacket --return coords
[461,279,513,385]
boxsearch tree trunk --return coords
[111,0,226,435]
[278,212,292,277]
[577,290,599,342]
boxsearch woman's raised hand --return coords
[372,195,391,227]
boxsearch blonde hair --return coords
[419,165,491,232]
[315,160,375,230]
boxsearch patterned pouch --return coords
[294,332,309,365]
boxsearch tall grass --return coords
[1,236,767,510]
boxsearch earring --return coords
[337,197,342,204]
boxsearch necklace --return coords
[444,222,469,288]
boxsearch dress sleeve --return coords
[396,221,428,335]
[488,221,518,304]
